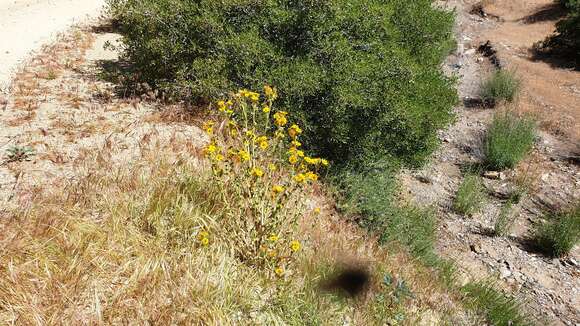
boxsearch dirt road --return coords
[0,0,105,91]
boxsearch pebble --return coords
[483,171,502,179]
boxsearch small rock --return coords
[483,171,501,179]
[500,266,512,279]
[415,174,432,184]
[561,257,578,267]
[470,242,482,254]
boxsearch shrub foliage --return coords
[539,0,580,67]
[108,0,457,166]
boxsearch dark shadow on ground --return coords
[520,3,566,24]
[528,47,580,71]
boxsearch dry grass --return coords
[0,146,469,324]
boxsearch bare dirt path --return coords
[403,0,579,324]
[0,0,106,90]
[0,23,205,216]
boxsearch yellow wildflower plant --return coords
[272,185,285,194]
[274,266,284,277]
[251,167,265,178]
[268,234,279,242]
[273,111,288,127]
[288,124,302,138]
[200,87,328,270]
[290,240,301,252]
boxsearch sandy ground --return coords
[0,0,106,91]
[403,0,579,324]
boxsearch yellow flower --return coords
[217,100,226,112]
[268,163,277,171]
[249,93,260,102]
[293,173,306,183]
[256,136,269,150]
[251,167,264,178]
[263,106,271,113]
[272,185,285,194]
[321,159,329,167]
[203,121,215,135]
[314,207,321,214]
[268,234,279,242]
[273,111,288,127]
[288,147,303,157]
[290,240,301,252]
[288,124,302,138]
[291,140,302,148]
[305,171,318,181]
[215,154,224,162]
[288,155,299,164]
[205,144,218,155]
[200,237,209,246]
[275,266,284,277]
[198,231,209,239]
[264,85,277,99]
[245,130,256,139]
[238,150,250,162]
[304,157,317,165]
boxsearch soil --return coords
[0,0,106,90]
[401,0,580,324]
[0,24,206,215]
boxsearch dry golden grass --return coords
[0,131,469,325]
[0,153,465,317]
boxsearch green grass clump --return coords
[334,163,456,285]
[533,204,580,257]
[484,112,536,171]
[107,0,457,168]
[494,200,515,237]
[453,175,486,216]
[462,281,533,326]
[480,70,521,104]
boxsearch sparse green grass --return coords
[484,112,536,171]
[481,70,521,104]
[4,145,35,163]
[532,203,580,257]
[494,200,515,237]
[462,281,533,326]
[453,175,486,216]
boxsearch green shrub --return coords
[453,175,486,216]
[533,203,580,257]
[484,112,536,170]
[462,281,533,326]
[494,200,515,237]
[107,0,457,167]
[480,70,521,104]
